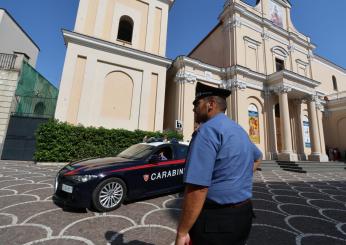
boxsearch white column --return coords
[308,97,328,162]
[276,86,298,161]
[264,90,276,160]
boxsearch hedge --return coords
[34,120,183,162]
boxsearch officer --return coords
[175,82,262,245]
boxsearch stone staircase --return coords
[258,160,346,173]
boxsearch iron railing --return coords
[0,53,17,70]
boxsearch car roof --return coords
[139,141,189,147]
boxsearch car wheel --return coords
[92,177,127,212]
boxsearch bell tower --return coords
[73,0,174,56]
[56,0,174,132]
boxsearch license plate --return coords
[62,184,73,193]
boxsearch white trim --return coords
[174,56,223,74]
[272,46,289,58]
[243,36,261,46]
[62,30,172,68]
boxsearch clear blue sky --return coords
[0,0,345,88]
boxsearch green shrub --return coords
[34,119,183,162]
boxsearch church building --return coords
[55,0,346,162]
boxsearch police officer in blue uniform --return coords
[175,82,262,245]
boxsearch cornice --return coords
[314,55,346,74]
[268,70,320,88]
[62,30,172,68]
[173,56,223,74]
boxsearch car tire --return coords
[92,177,127,212]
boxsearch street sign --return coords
[175,120,183,129]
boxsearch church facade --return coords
[55,0,346,162]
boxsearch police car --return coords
[53,140,189,212]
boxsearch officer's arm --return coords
[253,159,261,172]
[176,184,208,237]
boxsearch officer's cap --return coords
[193,82,231,106]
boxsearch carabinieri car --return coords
[53,140,189,212]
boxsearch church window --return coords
[275,58,284,71]
[248,104,260,144]
[332,75,338,91]
[117,16,134,43]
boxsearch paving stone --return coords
[111,226,175,245]
[142,208,180,230]
[0,225,49,245]
[63,216,134,245]
[1,201,56,223]
[28,209,95,236]
[0,194,38,210]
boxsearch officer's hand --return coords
[175,233,191,245]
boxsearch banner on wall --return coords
[248,104,260,144]
[303,117,311,148]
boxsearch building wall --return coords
[312,57,346,95]
[55,42,168,131]
[0,9,39,67]
[189,24,227,68]
[73,0,170,56]
[0,55,25,156]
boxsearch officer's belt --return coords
[203,198,251,209]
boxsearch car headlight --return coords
[69,175,99,183]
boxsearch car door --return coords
[144,145,185,195]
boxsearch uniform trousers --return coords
[189,199,253,245]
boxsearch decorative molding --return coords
[227,79,247,90]
[174,71,197,84]
[271,85,292,94]
[271,46,289,58]
[243,36,261,46]
[223,15,242,30]
[296,59,309,66]
[62,30,172,68]
[288,45,295,53]
[261,32,270,40]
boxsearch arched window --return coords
[248,104,260,144]
[34,102,45,116]
[332,75,338,91]
[117,15,134,43]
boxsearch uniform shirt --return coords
[184,113,262,204]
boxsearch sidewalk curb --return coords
[36,162,68,166]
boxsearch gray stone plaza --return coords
[0,161,346,245]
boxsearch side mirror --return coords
[149,155,160,163]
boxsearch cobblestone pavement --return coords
[0,161,346,245]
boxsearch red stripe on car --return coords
[110,159,185,173]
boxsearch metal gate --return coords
[1,115,48,161]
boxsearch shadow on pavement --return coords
[105,231,155,245]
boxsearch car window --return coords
[175,145,189,159]
[117,144,155,160]
[153,146,173,161]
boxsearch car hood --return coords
[63,156,141,174]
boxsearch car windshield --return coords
[117,144,155,160]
